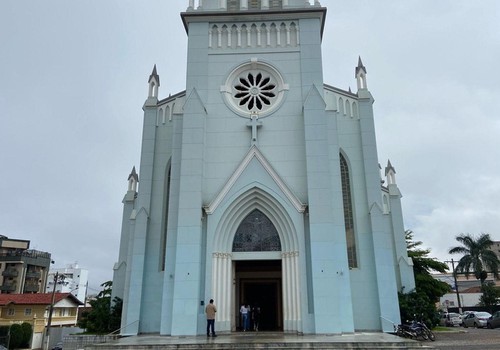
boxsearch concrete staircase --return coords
[81,333,436,350]
[86,342,434,350]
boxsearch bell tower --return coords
[172,0,354,336]
[114,0,412,337]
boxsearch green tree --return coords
[19,322,32,348]
[398,290,437,327]
[478,281,500,312]
[406,230,450,302]
[448,233,500,285]
[8,324,22,349]
[78,281,122,334]
[8,323,31,349]
[399,230,450,327]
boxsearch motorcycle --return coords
[410,317,435,341]
[395,317,435,341]
[394,323,417,339]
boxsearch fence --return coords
[62,335,120,350]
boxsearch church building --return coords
[112,0,415,336]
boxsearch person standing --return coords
[240,304,249,331]
[252,304,261,331]
[205,299,217,337]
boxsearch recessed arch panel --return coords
[213,186,298,253]
[232,209,282,252]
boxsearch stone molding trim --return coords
[204,145,306,214]
[221,58,289,118]
[209,21,300,50]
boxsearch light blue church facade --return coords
[112,0,415,336]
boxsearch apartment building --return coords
[46,263,89,304]
[0,236,51,294]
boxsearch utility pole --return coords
[43,271,65,350]
[445,259,462,314]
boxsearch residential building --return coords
[113,0,415,336]
[434,272,495,292]
[434,271,499,312]
[0,293,82,349]
[0,236,51,294]
[439,286,483,310]
[46,263,89,304]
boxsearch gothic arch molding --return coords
[213,186,298,253]
[210,185,302,332]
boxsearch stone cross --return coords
[247,113,262,146]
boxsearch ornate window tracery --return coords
[232,209,281,252]
[234,72,276,111]
[222,60,288,118]
[340,153,357,268]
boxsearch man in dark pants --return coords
[205,299,217,337]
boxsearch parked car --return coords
[52,342,63,350]
[462,311,492,328]
[440,312,462,327]
[487,311,500,329]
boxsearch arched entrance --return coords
[210,187,303,333]
[235,260,282,331]
[232,209,283,331]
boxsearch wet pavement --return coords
[432,327,500,350]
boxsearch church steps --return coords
[84,341,435,350]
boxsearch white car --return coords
[462,311,492,328]
[440,312,462,327]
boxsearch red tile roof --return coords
[0,293,83,306]
[461,286,482,294]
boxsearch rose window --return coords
[222,60,288,118]
[234,73,276,111]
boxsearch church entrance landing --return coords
[235,260,282,331]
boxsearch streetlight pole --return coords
[445,259,462,314]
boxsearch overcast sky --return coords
[1,0,499,294]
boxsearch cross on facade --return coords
[246,113,262,146]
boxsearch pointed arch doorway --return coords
[232,209,283,331]
[211,188,303,333]
[235,260,283,331]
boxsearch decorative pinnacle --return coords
[355,56,367,76]
[148,64,160,86]
[128,166,139,182]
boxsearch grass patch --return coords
[433,326,461,332]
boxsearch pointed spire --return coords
[128,166,139,192]
[385,160,397,185]
[148,64,160,86]
[355,56,368,91]
[147,64,160,99]
[355,56,367,76]
[128,166,139,182]
[385,160,396,174]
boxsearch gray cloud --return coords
[1,0,498,291]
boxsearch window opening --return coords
[340,153,357,268]
[232,209,281,252]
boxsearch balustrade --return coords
[209,21,299,50]
[2,268,18,277]
[188,0,319,11]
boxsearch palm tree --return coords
[448,233,500,284]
